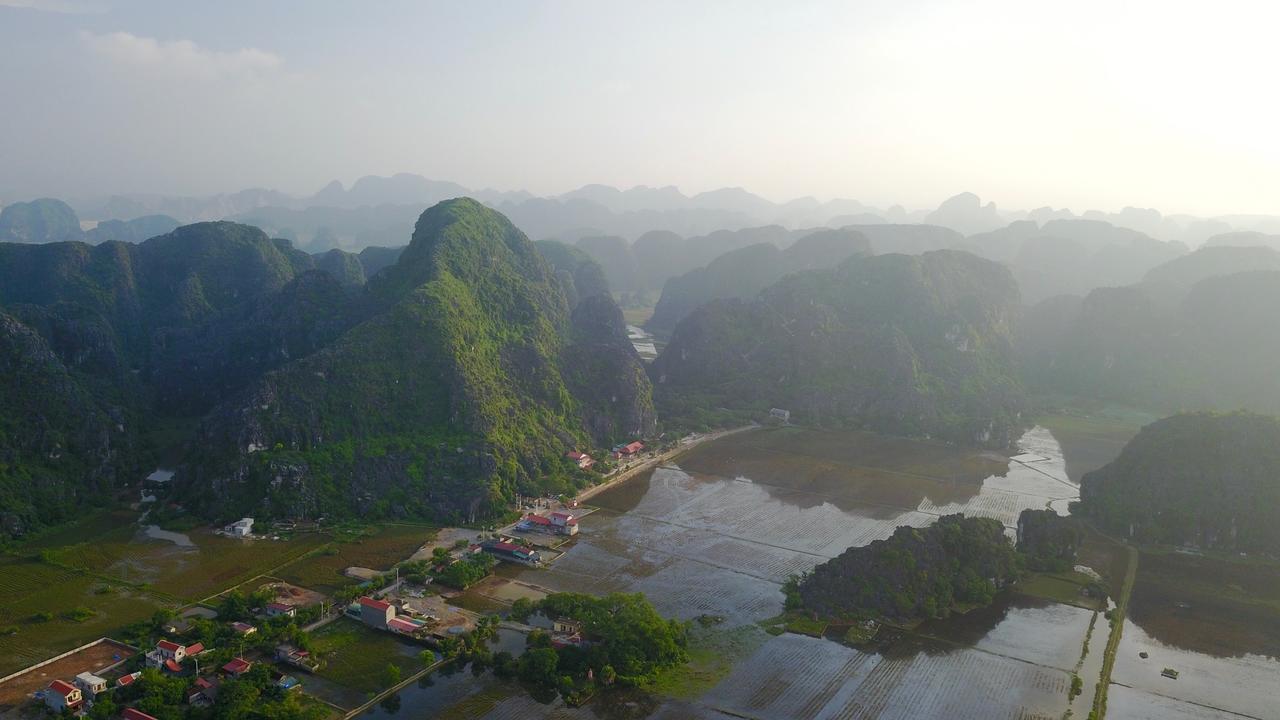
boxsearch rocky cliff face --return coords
[185,199,656,523]
[565,294,657,444]
[0,312,138,536]
[652,250,1025,448]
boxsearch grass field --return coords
[1015,570,1106,610]
[0,557,162,676]
[275,524,436,594]
[649,624,768,700]
[310,618,431,695]
[620,305,655,327]
[32,514,330,601]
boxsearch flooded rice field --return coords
[380,423,1275,719]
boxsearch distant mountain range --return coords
[6,174,1279,253]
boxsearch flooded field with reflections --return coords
[383,422,1278,720]
[1108,550,1280,720]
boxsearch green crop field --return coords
[27,513,330,602]
[276,524,436,594]
[310,618,430,695]
[0,557,163,676]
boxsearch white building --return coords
[74,671,108,699]
[226,518,254,537]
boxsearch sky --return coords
[2,0,1279,216]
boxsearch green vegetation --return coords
[1080,411,1280,553]
[651,250,1026,447]
[1016,509,1084,571]
[274,524,435,593]
[113,665,327,720]
[1014,570,1105,611]
[488,592,688,705]
[435,552,495,589]
[311,618,429,694]
[0,556,164,676]
[793,514,1023,623]
[186,199,653,524]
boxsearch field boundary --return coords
[0,637,136,686]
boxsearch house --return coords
[146,639,187,669]
[565,451,595,470]
[265,602,296,618]
[184,642,206,657]
[74,671,108,699]
[231,621,257,636]
[358,596,395,629]
[517,513,555,533]
[44,680,82,713]
[221,658,252,678]
[612,441,644,459]
[481,540,542,565]
[553,618,582,635]
[550,511,580,536]
[275,644,321,672]
[123,708,160,720]
[225,518,254,537]
[769,408,791,422]
[115,672,141,689]
[186,676,219,706]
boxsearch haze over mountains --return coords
[6,175,1280,254]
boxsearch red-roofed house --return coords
[565,451,595,470]
[265,602,296,618]
[550,511,580,536]
[124,707,160,720]
[146,638,187,668]
[186,676,220,706]
[184,642,206,656]
[358,596,394,629]
[611,441,645,459]
[221,658,252,678]
[230,622,257,636]
[116,672,141,689]
[45,680,82,712]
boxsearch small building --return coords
[276,675,301,691]
[116,672,141,689]
[359,596,395,629]
[44,680,83,713]
[565,451,595,470]
[123,708,160,720]
[225,518,254,537]
[550,511,580,536]
[481,540,542,565]
[186,676,219,706]
[612,441,645,459]
[146,639,187,668]
[769,408,791,422]
[74,671,108,699]
[231,621,257,636]
[221,658,252,678]
[275,644,321,672]
[265,602,296,618]
[553,618,582,635]
[184,642,206,657]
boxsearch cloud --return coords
[0,0,104,14]
[80,30,281,78]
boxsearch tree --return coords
[519,647,559,685]
[383,663,402,687]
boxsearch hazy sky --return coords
[2,0,1278,216]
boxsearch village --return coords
[0,436,676,720]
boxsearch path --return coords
[574,425,757,505]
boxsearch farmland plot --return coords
[700,632,1072,720]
